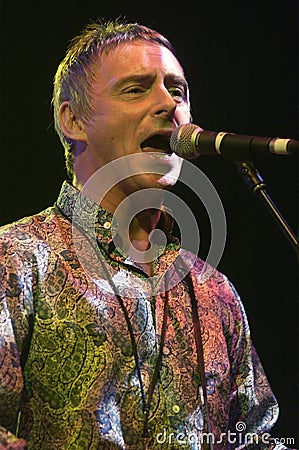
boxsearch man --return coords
[0,19,290,449]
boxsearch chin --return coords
[157,172,180,188]
[158,154,183,188]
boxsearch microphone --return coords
[170,123,299,160]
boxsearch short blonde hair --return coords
[52,18,177,178]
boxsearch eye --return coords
[124,86,147,95]
[168,86,187,102]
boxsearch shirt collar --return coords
[56,180,114,239]
[55,180,180,272]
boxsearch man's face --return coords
[79,41,191,196]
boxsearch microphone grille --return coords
[170,123,201,159]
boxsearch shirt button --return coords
[172,405,180,414]
[163,346,170,355]
[103,221,111,229]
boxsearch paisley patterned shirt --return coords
[0,181,281,449]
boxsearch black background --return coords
[0,0,298,444]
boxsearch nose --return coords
[151,85,177,120]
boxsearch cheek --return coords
[85,114,118,147]
[175,104,192,125]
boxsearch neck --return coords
[123,208,163,276]
[73,173,165,276]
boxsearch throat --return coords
[127,209,163,275]
[129,239,153,276]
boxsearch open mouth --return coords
[140,134,172,154]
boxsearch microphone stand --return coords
[236,160,298,254]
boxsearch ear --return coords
[59,101,87,142]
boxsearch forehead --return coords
[95,41,186,83]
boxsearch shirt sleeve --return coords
[223,279,292,450]
[0,237,34,449]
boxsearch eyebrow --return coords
[112,73,189,92]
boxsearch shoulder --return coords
[182,251,244,318]
[0,206,68,264]
[0,207,53,234]
[0,207,73,301]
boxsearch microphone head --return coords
[170,123,202,159]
